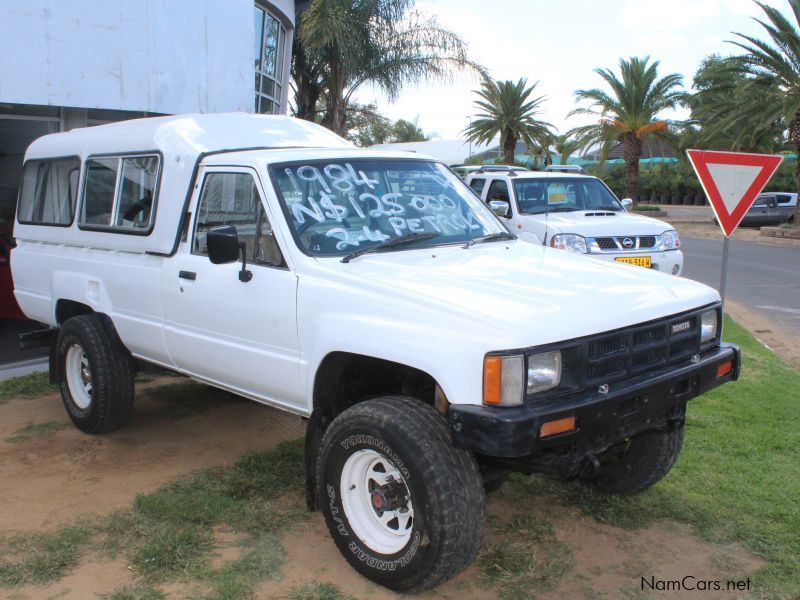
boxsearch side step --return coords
[18,328,57,350]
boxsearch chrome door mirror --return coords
[489,200,511,218]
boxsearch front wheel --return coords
[584,425,685,495]
[317,396,486,593]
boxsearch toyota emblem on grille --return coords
[671,320,691,334]
[621,237,634,248]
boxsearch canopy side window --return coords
[78,154,160,234]
[17,157,81,226]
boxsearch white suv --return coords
[466,170,684,275]
[12,113,738,593]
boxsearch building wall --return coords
[0,0,294,115]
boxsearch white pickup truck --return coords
[12,113,739,593]
[466,169,684,275]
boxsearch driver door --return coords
[160,166,302,411]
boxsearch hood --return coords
[521,211,674,237]
[311,240,718,349]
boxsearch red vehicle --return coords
[0,227,27,320]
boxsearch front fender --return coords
[301,311,486,408]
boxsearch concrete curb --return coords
[761,226,800,240]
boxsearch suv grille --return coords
[592,235,657,252]
[585,314,701,385]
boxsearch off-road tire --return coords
[56,315,134,434]
[317,396,486,592]
[586,426,685,495]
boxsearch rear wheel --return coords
[57,315,134,434]
[317,396,486,592]
[584,425,685,495]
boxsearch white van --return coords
[466,170,684,275]
[12,113,738,593]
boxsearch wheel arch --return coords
[305,351,447,511]
[51,303,131,382]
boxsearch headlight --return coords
[657,230,680,251]
[527,350,562,394]
[700,309,718,344]
[550,233,587,253]
[483,355,524,406]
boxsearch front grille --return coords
[596,237,618,250]
[585,314,701,385]
[591,235,658,252]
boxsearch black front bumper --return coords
[449,343,740,459]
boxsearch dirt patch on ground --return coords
[0,377,305,532]
[0,377,767,599]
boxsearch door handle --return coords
[178,270,196,280]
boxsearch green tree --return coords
[463,78,555,165]
[391,118,429,142]
[685,54,785,152]
[728,0,800,226]
[345,103,393,147]
[293,0,482,136]
[553,133,581,165]
[568,56,683,206]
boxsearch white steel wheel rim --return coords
[65,344,93,409]
[340,448,414,555]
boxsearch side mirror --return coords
[207,225,253,282]
[489,200,511,218]
[207,225,240,264]
[621,198,633,210]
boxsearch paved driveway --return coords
[681,236,800,340]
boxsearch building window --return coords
[254,4,286,114]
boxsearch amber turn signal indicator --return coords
[716,360,733,378]
[483,356,502,405]
[540,416,576,438]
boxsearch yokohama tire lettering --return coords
[327,484,348,536]
[340,435,410,480]
[348,531,421,570]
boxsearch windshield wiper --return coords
[462,231,517,248]
[545,206,580,213]
[341,232,439,263]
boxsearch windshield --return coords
[512,177,623,215]
[270,159,506,256]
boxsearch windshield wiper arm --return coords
[462,231,517,248]
[341,232,439,263]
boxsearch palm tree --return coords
[684,54,785,153]
[463,78,555,166]
[554,133,582,166]
[294,0,483,136]
[729,0,800,227]
[568,56,683,206]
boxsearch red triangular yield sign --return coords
[686,149,783,237]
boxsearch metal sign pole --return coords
[719,236,730,309]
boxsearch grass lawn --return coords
[0,315,797,597]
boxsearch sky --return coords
[353,0,787,140]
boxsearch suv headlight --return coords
[657,230,680,251]
[527,350,562,394]
[700,309,719,344]
[550,233,588,254]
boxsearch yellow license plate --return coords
[615,256,652,268]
